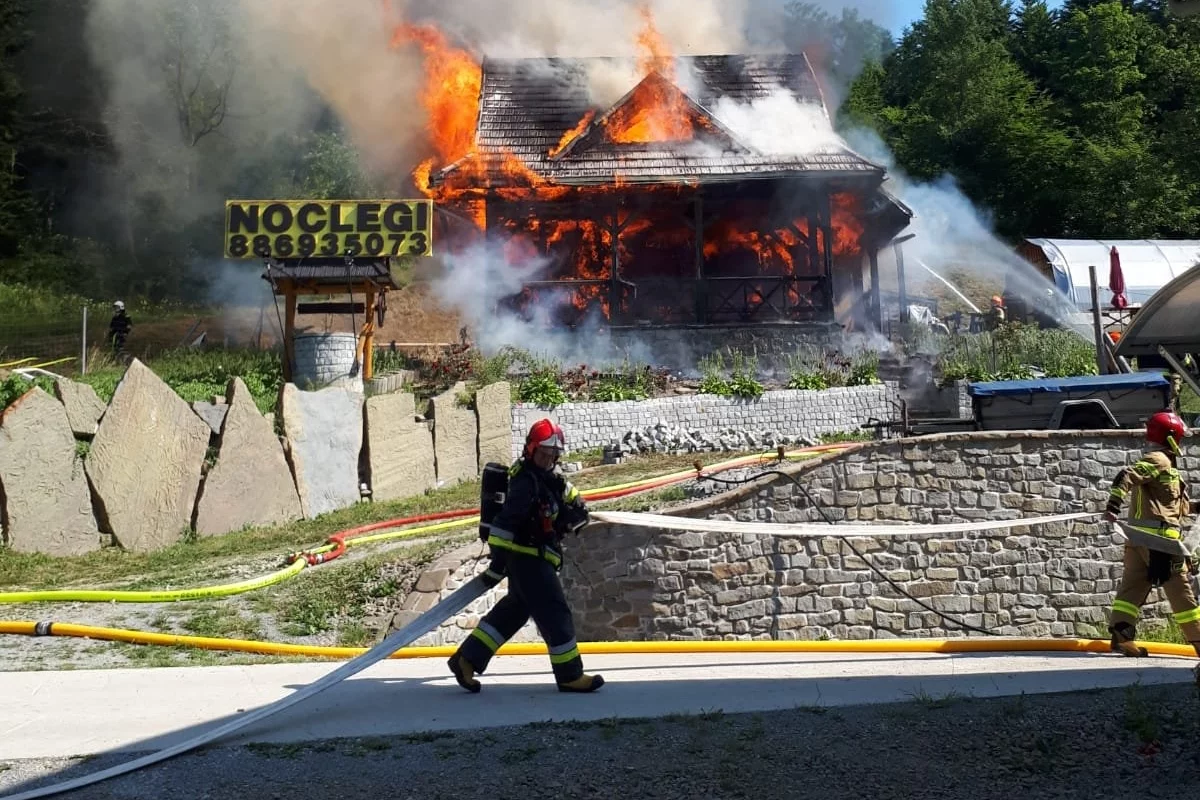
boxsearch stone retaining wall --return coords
[403,431,1200,645]
[511,384,899,459]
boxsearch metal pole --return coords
[1157,346,1200,407]
[81,305,88,375]
[1088,265,1108,375]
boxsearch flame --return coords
[635,2,674,78]
[601,6,697,144]
[604,73,698,144]
[391,24,482,165]
[831,193,864,257]
[391,12,871,327]
[550,110,595,157]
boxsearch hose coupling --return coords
[34,621,54,636]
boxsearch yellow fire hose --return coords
[1,620,1195,660]
[0,446,843,605]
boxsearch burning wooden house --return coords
[402,26,912,339]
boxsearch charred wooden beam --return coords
[297,302,366,315]
[694,191,706,324]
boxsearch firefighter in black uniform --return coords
[108,300,133,353]
[448,419,604,694]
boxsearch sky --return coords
[885,0,1067,36]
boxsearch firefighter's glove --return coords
[560,502,590,535]
[1103,510,1118,523]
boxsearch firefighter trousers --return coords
[1109,544,1200,643]
[457,549,585,684]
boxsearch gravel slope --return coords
[3,682,1199,800]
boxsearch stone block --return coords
[432,381,478,485]
[281,383,364,519]
[191,401,229,435]
[475,381,513,468]
[87,360,211,552]
[364,391,436,503]
[53,378,106,438]
[194,378,302,537]
[0,387,99,555]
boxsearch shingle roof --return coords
[433,53,885,188]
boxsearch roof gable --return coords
[551,70,746,161]
[433,53,884,188]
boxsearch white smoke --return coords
[89,0,1073,369]
[842,126,1076,323]
[709,88,846,156]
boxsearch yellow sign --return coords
[224,200,433,259]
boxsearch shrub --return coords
[937,323,1097,384]
[517,369,568,407]
[0,373,57,411]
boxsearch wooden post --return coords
[609,197,622,323]
[363,290,377,381]
[693,191,705,324]
[894,242,909,325]
[1089,264,1109,375]
[868,247,883,332]
[283,286,297,383]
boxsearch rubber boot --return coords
[448,654,481,693]
[1109,624,1148,658]
[557,673,605,693]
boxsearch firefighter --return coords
[447,419,604,694]
[108,301,133,353]
[987,295,1006,330]
[1103,410,1200,681]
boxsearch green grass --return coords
[75,347,285,415]
[0,281,200,328]
[178,604,264,640]
[1180,386,1200,416]
[0,451,746,592]
[251,540,456,641]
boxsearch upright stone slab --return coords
[53,378,107,438]
[191,401,228,435]
[431,381,478,486]
[281,383,364,519]
[0,388,99,555]
[87,360,211,553]
[475,381,513,469]
[364,391,435,502]
[195,378,303,536]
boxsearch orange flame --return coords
[392,12,870,325]
[635,2,674,79]
[550,110,595,157]
[601,5,696,144]
[604,73,698,144]
[391,24,482,165]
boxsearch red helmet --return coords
[1146,410,1188,454]
[524,418,566,459]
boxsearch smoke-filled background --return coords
[41,0,1065,359]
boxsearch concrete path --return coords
[1,648,1196,761]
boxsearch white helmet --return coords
[113,301,125,311]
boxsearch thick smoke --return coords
[90,0,1064,371]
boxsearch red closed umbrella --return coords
[1109,246,1129,309]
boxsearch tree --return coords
[1046,1,1196,235]
[783,2,896,95]
[848,0,1071,237]
[159,0,237,148]
[0,0,33,257]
